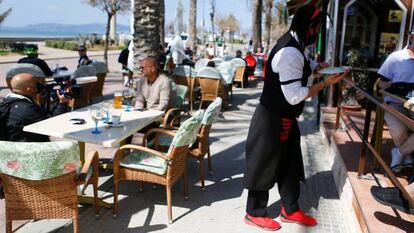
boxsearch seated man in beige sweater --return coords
[135,56,172,111]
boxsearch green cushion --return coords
[202,97,222,125]
[0,141,80,180]
[120,150,168,175]
[171,83,188,108]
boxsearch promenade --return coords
[0,47,357,233]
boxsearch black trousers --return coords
[246,167,300,216]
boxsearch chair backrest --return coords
[0,141,80,180]
[197,78,220,102]
[202,97,222,125]
[212,57,224,66]
[91,61,108,75]
[194,58,209,72]
[218,61,236,85]
[197,67,222,80]
[6,63,45,89]
[171,83,188,108]
[234,66,246,82]
[71,65,97,79]
[172,65,196,78]
[230,58,246,67]
[169,110,204,152]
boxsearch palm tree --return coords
[0,0,12,25]
[85,0,130,65]
[188,0,197,51]
[252,0,263,52]
[263,0,273,52]
[133,0,161,70]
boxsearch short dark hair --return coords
[290,5,322,46]
[207,61,215,68]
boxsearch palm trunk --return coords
[264,0,272,52]
[252,0,262,52]
[133,0,161,70]
[188,0,197,50]
[159,0,165,46]
[104,12,112,66]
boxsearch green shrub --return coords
[63,42,78,51]
[45,40,78,51]
[9,42,27,52]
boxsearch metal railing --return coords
[335,78,414,210]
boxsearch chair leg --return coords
[183,166,189,200]
[113,179,119,218]
[73,215,79,233]
[93,180,100,218]
[166,185,173,224]
[6,218,11,233]
[198,158,206,192]
[207,146,213,173]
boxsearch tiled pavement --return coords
[5,78,359,233]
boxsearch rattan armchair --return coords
[172,66,199,112]
[90,61,108,102]
[0,141,100,233]
[112,110,204,223]
[188,98,222,191]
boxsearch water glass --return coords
[102,100,112,123]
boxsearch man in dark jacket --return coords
[17,44,53,77]
[77,45,92,68]
[3,72,70,142]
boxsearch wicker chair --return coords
[0,141,100,233]
[172,65,199,112]
[112,110,204,223]
[162,84,189,130]
[70,65,97,110]
[90,61,108,102]
[144,98,222,191]
[217,61,236,98]
[196,67,228,109]
[189,97,222,191]
[231,58,247,88]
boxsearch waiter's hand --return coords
[324,70,349,86]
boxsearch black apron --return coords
[243,32,311,190]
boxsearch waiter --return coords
[243,5,349,231]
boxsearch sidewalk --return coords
[4,79,357,233]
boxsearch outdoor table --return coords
[23,106,164,208]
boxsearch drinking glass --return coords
[122,89,133,112]
[113,91,122,109]
[102,100,112,123]
[89,107,104,134]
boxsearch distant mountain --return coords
[0,23,131,38]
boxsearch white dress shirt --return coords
[271,31,317,105]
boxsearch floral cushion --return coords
[91,60,108,74]
[173,65,196,78]
[0,141,80,180]
[202,97,222,125]
[71,65,96,79]
[169,110,204,153]
[120,150,168,175]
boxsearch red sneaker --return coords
[279,207,317,226]
[244,214,281,231]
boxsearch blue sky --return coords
[0,0,252,30]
